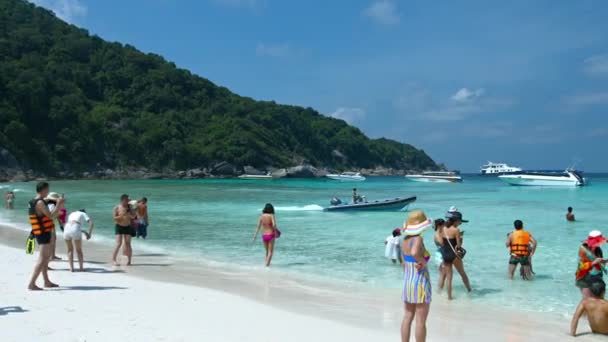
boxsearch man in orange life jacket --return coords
[27,181,64,290]
[506,220,537,280]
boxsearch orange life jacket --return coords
[510,230,531,256]
[28,198,55,236]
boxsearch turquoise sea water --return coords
[2,175,607,317]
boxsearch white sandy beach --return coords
[0,224,603,342]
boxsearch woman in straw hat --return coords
[400,210,433,342]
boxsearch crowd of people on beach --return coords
[392,207,608,341]
[21,182,149,290]
[5,182,608,339]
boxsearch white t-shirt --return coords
[64,211,91,234]
[384,235,400,260]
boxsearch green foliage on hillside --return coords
[0,0,438,173]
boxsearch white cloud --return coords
[394,84,511,122]
[30,0,87,23]
[330,107,366,125]
[363,0,400,26]
[564,92,608,106]
[583,54,608,76]
[451,88,485,102]
[256,43,291,58]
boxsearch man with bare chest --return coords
[111,194,135,265]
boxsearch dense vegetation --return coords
[0,0,438,174]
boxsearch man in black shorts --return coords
[112,194,136,265]
[27,182,64,290]
[506,220,537,280]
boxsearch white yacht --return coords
[499,169,586,187]
[405,171,463,183]
[238,173,274,180]
[326,172,366,182]
[480,162,522,175]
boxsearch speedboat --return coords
[324,196,416,211]
[326,172,366,182]
[480,162,522,175]
[405,171,462,183]
[498,169,586,187]
[238,173,274,180]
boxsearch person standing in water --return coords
[576,230,607,298]
[5,191,15,209]
[27,182,64,290]
[506,220,537,280]
[252,203,280,267]
[384,228,402,264]
[136,197,149,239]
[571,279,608,336]
[400,210,433,342]
[112,194,136,266]
[63,209,94,272]
[439,211,472,299]
[433,219,446,292]
[567,207,576,222]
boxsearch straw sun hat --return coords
[403,210,433,236]
[45,192,61,201]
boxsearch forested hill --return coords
[0,0,438,177]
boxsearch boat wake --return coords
[275,204,324,212]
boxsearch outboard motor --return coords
[330,197,342,206]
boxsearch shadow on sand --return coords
[59,286,128,291]
[128,263,172,267]
[0,306,28,316]
[52,268,125,274]
[471,288,503,297]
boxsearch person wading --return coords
[506,220,537,280]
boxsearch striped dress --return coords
[402,238,432,304]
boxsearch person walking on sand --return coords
[567,207,576,222]
[63,209,94,272]
[252,203,281,267]
[506,220,537,280]
[136,197,149,239]
[385,228,402,264]
[5,191,15,209]
[571,279,608,336]
[27,182,64,290]
[400,210,433,342]
[439,211,472,299]
[576,231,607,298]
[112,194,136,266]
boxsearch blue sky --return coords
[31,0,608,171]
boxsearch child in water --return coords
[567,207,576,222]
[384,228,402,264]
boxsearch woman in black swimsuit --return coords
[439,212,472,300]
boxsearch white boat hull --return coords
[405,175,462,183]
[326,175,366,182]
[499,173,585,187]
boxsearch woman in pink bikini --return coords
[252,203,280,267]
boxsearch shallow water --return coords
[1,175,607,317]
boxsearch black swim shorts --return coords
[576,274,603,289]
[115,224,132,235]
[34,231,52,245]
[509,254,530,266]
